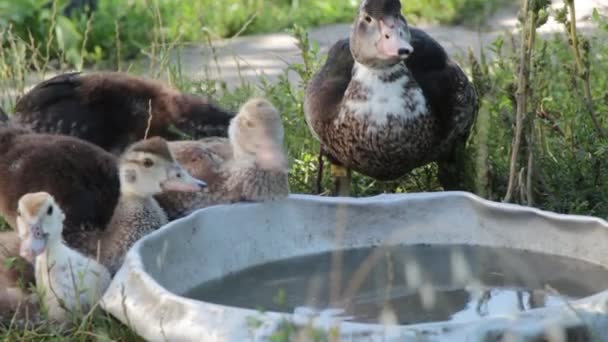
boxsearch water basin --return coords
[100,192,608,341]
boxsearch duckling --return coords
[0,124,120,247]
[85,137,206,274]
[155,98,289,220]
[13,72,235,154]
[304,0,478,191]
[17,192,110,323]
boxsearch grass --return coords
[1,0,608,340]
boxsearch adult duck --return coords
[304,0,478,192]
[12,72,234,154]
[156,98,289,219]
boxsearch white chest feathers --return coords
[342,62,428,126]
[35,245,111,322]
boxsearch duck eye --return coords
[364,16,372,23]
[47,206,53,216]
[143,158,154,168]
[17,210,21,217]
[245,120,254,128]
[176,172,182,178]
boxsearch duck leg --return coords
[437,139,469,191]
[331,164,352,197]
[316,145,324,194]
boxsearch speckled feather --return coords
[13,72,235,154]
[92,196,167,274]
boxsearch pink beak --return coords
[19,224,46,263]
[377,18,413,59]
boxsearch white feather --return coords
[341,62,427,127]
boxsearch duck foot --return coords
[331,164,352,197]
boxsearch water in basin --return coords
[184,244,608,325]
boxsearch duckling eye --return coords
[364,16,372,23]
[143,158,154,168]
[245,120,254,128]
[47,206,53,216]
[17,210,21,217]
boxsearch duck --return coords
[16,192,111,323]
[12,71,235,154]
[0,124,121,247]
[304,0,478,192]
[86,136,206,274]
[155,98,289,220]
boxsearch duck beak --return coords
[256,140,289,172]
[377,17,413,59]
[19,223,47,263]
[161,165,207,193]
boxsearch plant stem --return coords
[505,0,536,203]
[566,0,605,137]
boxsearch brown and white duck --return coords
[304,0,478,191]
[12,72,235,154]
[17,192,111,323]
[155,98,289,220]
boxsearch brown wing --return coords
[304,39,355,139]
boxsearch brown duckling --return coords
[304,0,478,191]
[0,124,120,247]
[12,72,235,154]
[17,192,111,323]
[155,98,289,220]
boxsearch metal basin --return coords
[101,192,608,341]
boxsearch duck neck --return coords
[231,144,256,165]
[36,238,63,269]
[120,183,155,199]
[353,61,410,83]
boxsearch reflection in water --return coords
[184,245,608,325]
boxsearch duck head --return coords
[17,192,65,263]
[350,0,413,68]
[229,98,288,172]
[120,137,207,197]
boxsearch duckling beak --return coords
[161,166,207,193]
[377,17,413,59]
[19,224,47,263]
